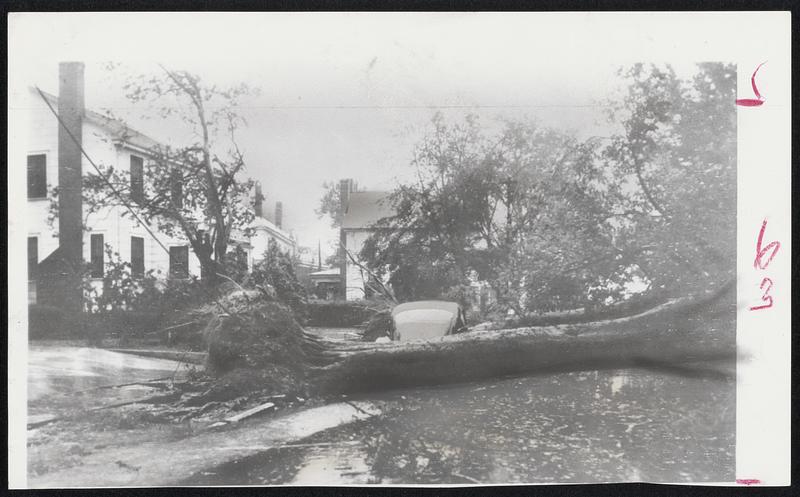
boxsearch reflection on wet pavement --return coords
[28,346,193,419]
[185,365,735,485]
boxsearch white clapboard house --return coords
[24,62,295,308]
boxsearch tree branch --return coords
[340,242,398,304]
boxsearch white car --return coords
[391,300,467,342]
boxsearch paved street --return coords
[27,346,192,422]
[183,362,735,485]
[26,345,735,485]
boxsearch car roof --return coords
[392,300,460,316]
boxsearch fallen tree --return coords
[316,281,735,392]
[197,280,735,398]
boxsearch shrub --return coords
[28,304,83,339]
[361,310,393,341]
[87,309,163,339]
[93,246,161,313]
[306,300,377,327]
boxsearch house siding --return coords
[26,87,202,302]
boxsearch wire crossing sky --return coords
[9,12,736,260]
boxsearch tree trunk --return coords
[311,281,734,394]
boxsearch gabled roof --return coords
[250,215,294,245]
[341,191,395,229]
[34,88,161,151]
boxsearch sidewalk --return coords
[28,400,381,488]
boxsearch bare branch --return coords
[340,242,398,305]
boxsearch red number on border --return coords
[753,219,780,270]
[736,62,767,107]
[749,277,774,311]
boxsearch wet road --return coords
[27,346,192,423]
[185,364,735,485]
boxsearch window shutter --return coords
[131,236,145,277]
[27,154,47,198]
[130,155,144,204]
[169,246,189,278]
[28,237,38,279]
[90,234,104,278]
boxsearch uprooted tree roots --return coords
[195,281,736,401]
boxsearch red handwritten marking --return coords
[753,219,780,270]
[736,62,767,107]
[736,479,762,485]
[749,277,774,311]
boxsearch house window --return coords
[169,246,189,278]
[27,154,47,198]
[171,168,183,207]
[28,237,38,279]
[236,247,248,268]
[90,234,104,278]
[130,155,144,204]
[131,236,145,277]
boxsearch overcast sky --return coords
[10,12,739,261]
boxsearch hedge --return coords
[305,300,377,327]
[27,304,83,339]
[28,304,164,341]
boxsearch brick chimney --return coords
[58,61,85,267]
[339,178,353,219]
[275,201,283,229]
[254,182,264,217]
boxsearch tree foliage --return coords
[315,181,345,229]
[81,67,258,283]
[250,239,309,318]
[361,63,736,314]
[315,179,364,230]
[93,246,161,312]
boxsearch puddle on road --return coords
[185,442,376,485]
[28,346,190,401]
[183,365,735,485]
[28,346,193,420]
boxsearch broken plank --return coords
[28,414,60,428]
[224,402,275,423]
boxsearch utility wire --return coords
[35,86,241,320]
[36,86,172,256]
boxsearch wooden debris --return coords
[28,414,60,429]
[224,402,276,423]
[108,349,207,365]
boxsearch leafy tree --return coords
[315,181,346,229]
[361,63,735,313]
[250,239,308,318]
[222,244,251,285]
[601,62,736,297]
[361,113,601,311]
[81,67,258,284]
[316,180,360,269]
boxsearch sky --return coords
[9,12,731,262]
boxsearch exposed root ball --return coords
[200,290,323,398]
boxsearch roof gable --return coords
[341,191,395,229]
[33,88,162,152]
